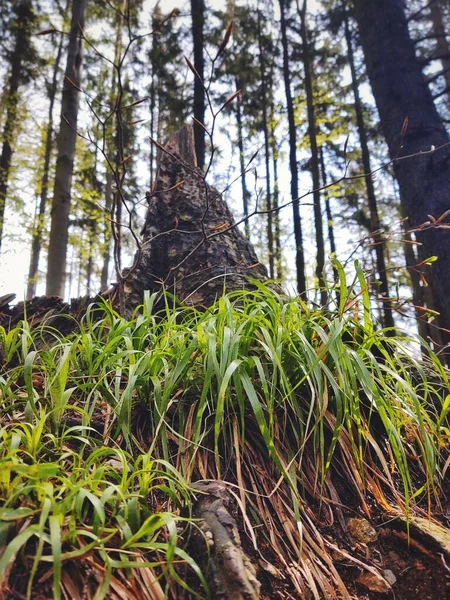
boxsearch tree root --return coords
[190,481,261,600]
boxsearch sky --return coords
[0,0,349,304]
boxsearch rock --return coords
[347,517,378,543]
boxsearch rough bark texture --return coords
[122,125,268,312]
[190,0,205,170]
[46,0,87,297]
[190,481,261,600]
[353,0,450,356]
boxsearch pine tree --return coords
[27,1,69,298]
[353,0,450,358]
[46,0,87,296]
[190,0,206,169]
[343,4,395,330]
[279,0,307,296]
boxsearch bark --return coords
[299,0,326,305]
[257,10,275,279]
[27,18,67,299]
[0,0,34,255]
[46,0,87,297]
[190,0,205,170]
[353,0,450,359]
[122,125,268,313]
[279,0,307,296]
[190,481,261,600]
[344,6,395,331]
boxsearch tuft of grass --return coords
[0,262,449,598]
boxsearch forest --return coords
[0,0,450,599]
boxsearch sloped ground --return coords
[1,282,449,599]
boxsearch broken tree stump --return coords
[122,125,269,311]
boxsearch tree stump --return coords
[122,125,269,311]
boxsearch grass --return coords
[0,264,449,599]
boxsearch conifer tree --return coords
[353,0,450,357]
[27,1,69,298]
[0,0,36,255]
[46,0,87,296]
[279,0,307,296]
[190,0,206,169]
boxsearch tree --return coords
[190,0,206,170]
[298,0,326,305]
[353,0,450,357]
[27,1,69,298]
[0,0,35,255]
[46,0,87,297]
[279,0,307,296]
[122,125,269,313]
[343,4,395,330]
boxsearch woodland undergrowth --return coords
[0,263,449,599]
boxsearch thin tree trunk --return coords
[149,10,157,190]
[27,17,67,298]
[345,5,395,331]
[257,10,274,279]
[100,4,124,291]
[0,0,34,255]
[235,92,250,240]
[429,0,450,104]
[299,0,326,305]
[353,0,450,359]
[271,134,283,281]
[190,0,205,170]
[279,0,307,296]
[46,0,87,296]
[268,65,283,282]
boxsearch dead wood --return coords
[122,124,269,314]
[189,481,261,600]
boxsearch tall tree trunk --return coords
[234,91,250,240]
[279,0,307,296]
[27,17,67,298]
[344,6,395,331]
[46,0,87,297]
[257,10,274,279]
[101,3,124,291]
[268,67,283,282]
[353,0,450,359]
[0,0,34,255]
[190,0,205,170]
[299,0,326,305]
[271,134,283,282]
[149,9,158,191]
[429,0,450,104]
